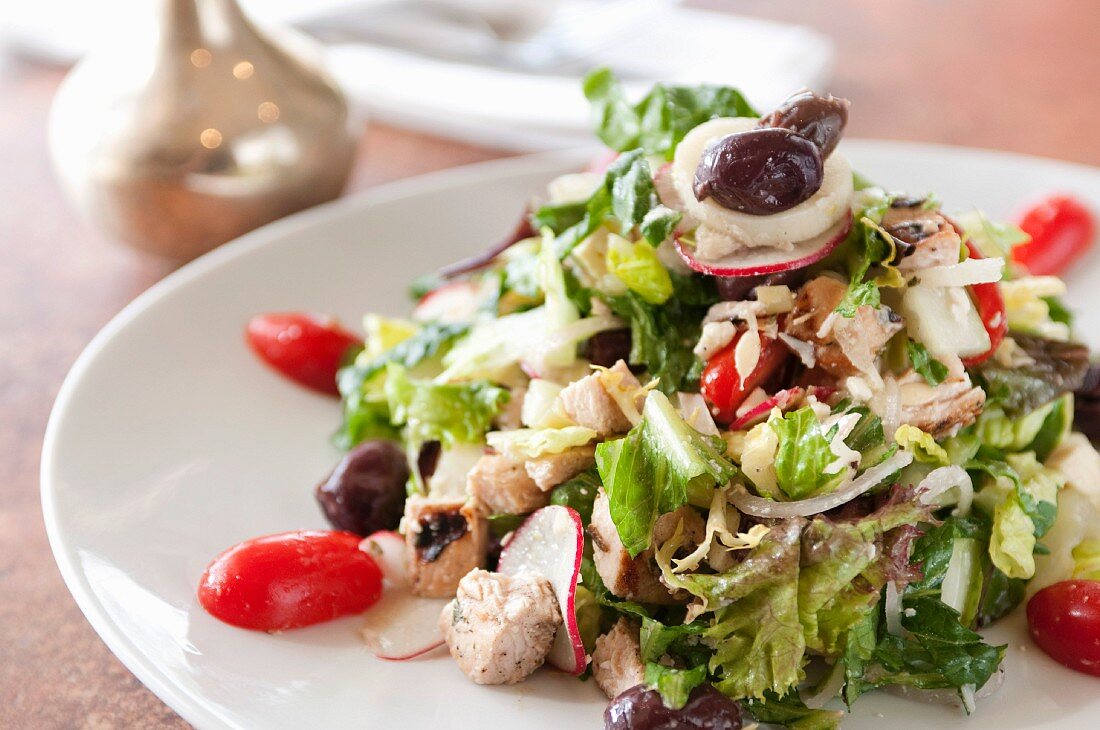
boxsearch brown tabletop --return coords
[2,1,1099,727]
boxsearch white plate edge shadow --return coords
[40,141,1100,730]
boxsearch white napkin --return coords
[2,0,833,151]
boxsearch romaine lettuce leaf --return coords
[486,426,597,459]
[895,425,950,466]
[770,407,845,500]
[384,363,507,448]
[596,391,737,555]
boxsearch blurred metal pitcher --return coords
[49,0,358,260]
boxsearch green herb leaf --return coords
[549,468,601,525]
[907,340,949,385]
[745,692,844,730]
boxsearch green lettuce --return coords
[583,68,756,160]
[541,149,681,257]
[1072,539,1100,580]
[485,426,596,459]
[744,692,844,730]
[894,425,950,466]
[645,663,708,710]
[596,391,736,555]
[384,363,507,448]
[975,394,1070,461]
[599,272,716,394]
[770,407,845,500]
[549,468,601,525]
[971,453,1062,579]
[606,235,673,304]
[835,207,897,318]
[335,322,467,448]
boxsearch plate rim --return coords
[39,140,1100,729]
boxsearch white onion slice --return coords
[917,465,974,516]
[728,450,913,518]
[884,580,904,636]
[803,661,846,710]
[521,315,622,373]
[913,257,1004,288]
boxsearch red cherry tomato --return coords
[960,241,1007,368]
[1027,580,1100,677]
[1013,194,1095,276]
[701,331,789,424]
[198,530,382,631]
[246,313,360,396]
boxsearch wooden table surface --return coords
[2,1,1099,726]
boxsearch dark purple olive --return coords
[1074,364,1100,443]
[604,684,743,730]
[315,440,409,536]
[693,129,823,215]
[757,90,850,157]
[715,268,808,301]
[583,329,632,368]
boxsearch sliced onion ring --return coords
[728,450,913,518]
[917,465,974,516]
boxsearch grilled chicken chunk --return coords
[525,445,597,492]
[439,569,562,685]
[467,454,550,515]
[896,372,986,438]
[592,618,646,700]
[784,275,902,378]
[881,199,963,274]
[589,489,704,605]
[404,496,487,598]
[557,360,642,436]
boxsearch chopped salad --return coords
[202,71,1100,729]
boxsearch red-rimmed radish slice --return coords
[730,387,804,430]
[359,531,448,660]
[496,506,585,675]
[676,211,852,277]
[728,385,837,430]
[412,280,481,323]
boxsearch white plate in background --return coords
[42,143,1100,729]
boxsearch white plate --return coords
[42,143,1100,730]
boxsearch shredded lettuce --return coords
[1072,539,1100,580]
[1001,276,1072,340]
[384,363,507,448]
[606,234,674,304]
[975,395,1070,460]
[485,426,597,459]
[835,210,898,318]
[597,391,737,556]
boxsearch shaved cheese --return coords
[778,332,816,367]
[845,376,873,403]
[734,387,768,418]
[677,392,720,436]
[816,310,840,339]
[734,327,761,388]
[704,299,765,324]
[694,320,737,359]
[593,365,656,427]
[823,412,862,475]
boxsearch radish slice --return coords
[676,211,852,277]
[412,280,482,323]
[359,531,448,660]
[496,506,586,675]
[728,386,835,430]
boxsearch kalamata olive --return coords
[1074,364,1100,442]
[604,684,743,730]
[693,129,823,215]
[583,328,632,368]
[315,440,409,536]
[757,90,850,157]
[716,268,808,301]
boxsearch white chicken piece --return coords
[784,276,902,379]
[589,489,705,605]
[467,453,550,515]
[591,618,646,700]
[439,569,562,685]
[557,361,641,436]
[404,496,487,598]
[881,200,963,274]
[493,386,526,431]
[525,445,597,492]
